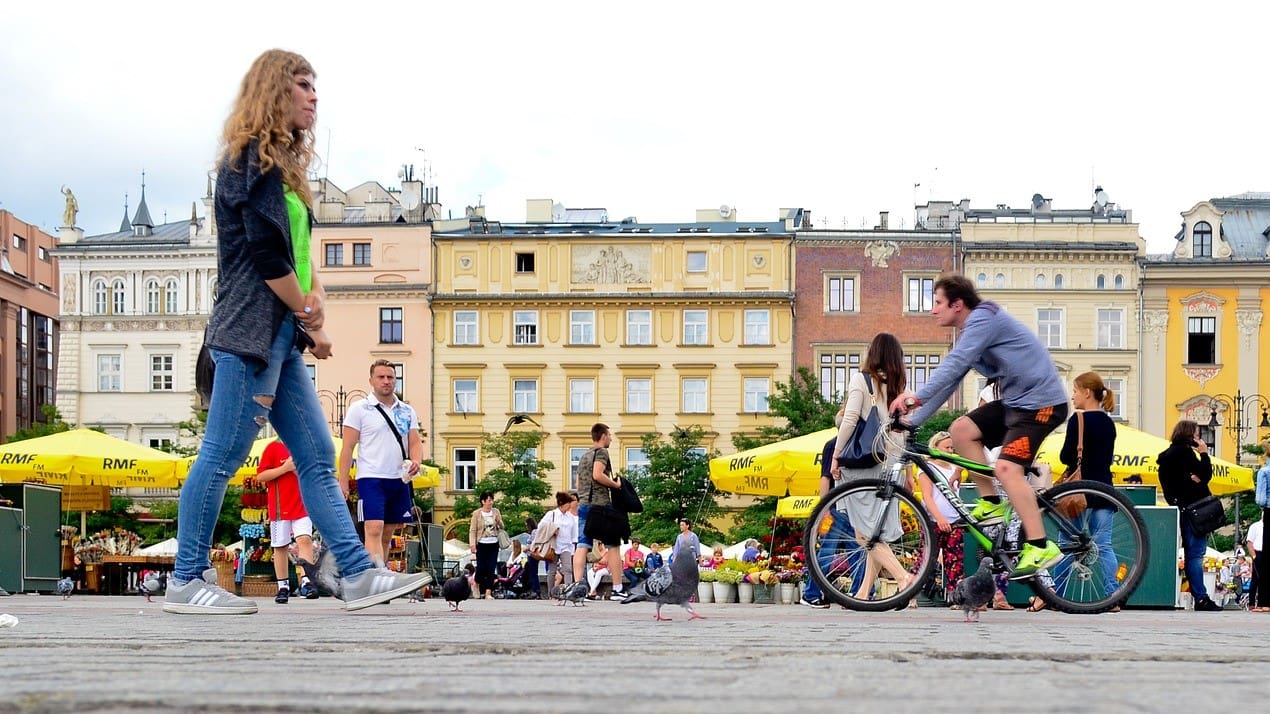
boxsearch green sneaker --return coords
[966,499,1010,526]
[1009,541,1063,581]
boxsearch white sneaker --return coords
[162,568,258,615]
[339,568,433,612]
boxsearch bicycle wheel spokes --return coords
[804,479,936,612]
[1034,482,1149,614]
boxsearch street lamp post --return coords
[317,386,368,434]
[1206,390,1270,549]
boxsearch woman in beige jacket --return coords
[469,491,505,599]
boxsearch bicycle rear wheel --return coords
[803,478,936,612]
[1029,480,1150,614]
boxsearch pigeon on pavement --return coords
[141,572,167,602]
[56,577,74,599]
[441,568,472,612]
[949,557,997,622]
[620,541,702,621]
[559,581,589,607]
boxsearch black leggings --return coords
[475,542,500,595]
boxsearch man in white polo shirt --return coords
[338,359,424,565]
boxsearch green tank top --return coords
[283,187,311,293]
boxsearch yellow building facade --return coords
[1141,194,1270,464]
[429,204,796,535]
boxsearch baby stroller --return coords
[492,559,530,599]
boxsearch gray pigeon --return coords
[441,569,472,612]
[141,572,166,602]
[620,541,702,621]
[559,580,588,606]
[56,577,74,599]
[949,557,997,622]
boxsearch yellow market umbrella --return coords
[180,436,440,488]
[1035,421,1253,496]
[0,428,181,488]
[709,428,838,497]
[776,494,820,519]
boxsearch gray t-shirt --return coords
[576,447,612,506]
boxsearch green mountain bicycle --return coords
[803,415,1150,614]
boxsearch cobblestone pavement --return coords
[0,593,1265,713]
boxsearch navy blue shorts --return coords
[356,478,415,524]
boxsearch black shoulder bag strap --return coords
[373,403,409,461]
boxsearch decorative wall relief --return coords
[1182,366,1221,389]
[1141,310,1168,350]
[1236,309,1263,348]
[864,240,899,268]
[1180,291,1225,315]
[571,245,649,285]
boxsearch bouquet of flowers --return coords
[698,568,718,583]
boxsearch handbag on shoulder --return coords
[1182,495,1225,536]
[836,374,884,469]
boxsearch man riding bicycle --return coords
[889,274,1069,581]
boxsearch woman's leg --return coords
[1181,517,1210,601]
[269,345,372,580]
[173,349,266,582]
[476,542,498,596]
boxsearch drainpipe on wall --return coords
[1137,267,1144,428]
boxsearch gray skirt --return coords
[834,462,902,543]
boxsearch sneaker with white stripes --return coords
[162,568,258,615]
[339,568,433,612]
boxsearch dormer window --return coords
[1194,221,1212,258]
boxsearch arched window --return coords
[1035,274,1047,289]
[111,278,126,315]
[1054,274,1064,289]
[1193,221,1212,258]
[976,273,987,288]
[145,280,161,314]
[1114,274,1124,290]
[93,280,108,315]
[164,278,179,314]
[994,273,1005,288]
[1096,274,1106,290]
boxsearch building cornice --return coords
[430,292,793,307]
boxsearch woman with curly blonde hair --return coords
[167,49,430,615]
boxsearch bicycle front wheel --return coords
[1030,480,1150,614]
[803,478,936,612]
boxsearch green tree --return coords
[451,431,554,541]
[915,408,967,449]
[3,404,73,443]
[731,367,838,452]
[628,425,724,546]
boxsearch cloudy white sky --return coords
[2,1,1267,253]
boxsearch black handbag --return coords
[835,374,884,469]
[611,476,643,514]
[1182,495,1225,536]
[583,505,630,544]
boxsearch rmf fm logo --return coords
[103,458,138,470]
[0,453,36,465]
[730,455,756,471]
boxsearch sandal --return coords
[993,598,1015,611]
[1026,596,1047,612]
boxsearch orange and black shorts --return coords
[967,400,1068,467]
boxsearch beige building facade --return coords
[428,201,797,536]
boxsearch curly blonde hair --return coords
[218,49,316,205]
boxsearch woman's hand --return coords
[1195,437,1209,454]
[934,514,952,533]
[310,328,334,360]
[297,292,324,330]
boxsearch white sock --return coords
[277,580,289,590]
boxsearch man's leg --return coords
[607,545,624,593]
[364,521,386,564]
[995,461,1042,539]
[573,546,589,585]
[949,415,995,496]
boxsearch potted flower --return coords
[751,568,779,604]
[776,567,802,605]
[714,567,743,604]
[697,567,716,603]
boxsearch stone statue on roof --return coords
[61,186,79,227]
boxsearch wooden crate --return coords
[214,561,236,592]
[240,574,276,597]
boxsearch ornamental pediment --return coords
[1179,291,1225,314]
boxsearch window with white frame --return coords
[1054,274,1064,289]
[513,310,539,345]
[453,448,477,491]
[683,309,708,345]
[907,277,934,312]
[570,310,595,345]
[904,353,942,393]
[1096,274,1106,289]
[682,377,708,413]
[93,280,107,314]
[513,378,538,413]
[743,309,770,345]
[625,448,649,477]
[1194,221,1213,258]
[1037,309,1063,348]
[569,378,595,413]
[145,280,161,314]
[686,251,707,273]
[1187,316,1216,364]
[569,447,588,490]
[626,378,652,413]
[743,377,770,413]
[150,354,174,391]
[454,311,479,345]
[1035,274,1047,289]
[111,278,125,314]
[164,279,178,314]
[454,379,479,413]
[1114,274,1125,290]
[97,354,122,392]
[827,275,857,312]
[626,309,652,345]
[380,307,403,344]
[976,273,987,288]
[514,447,539,479]
[1097,309,1124,349]
[1103,377,1125,419]
[819,351,861,402]
[994,273,1005,288]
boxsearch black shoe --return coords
[275,587,290,604]
[799,596,829,609]
[1194,598,1222,612]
